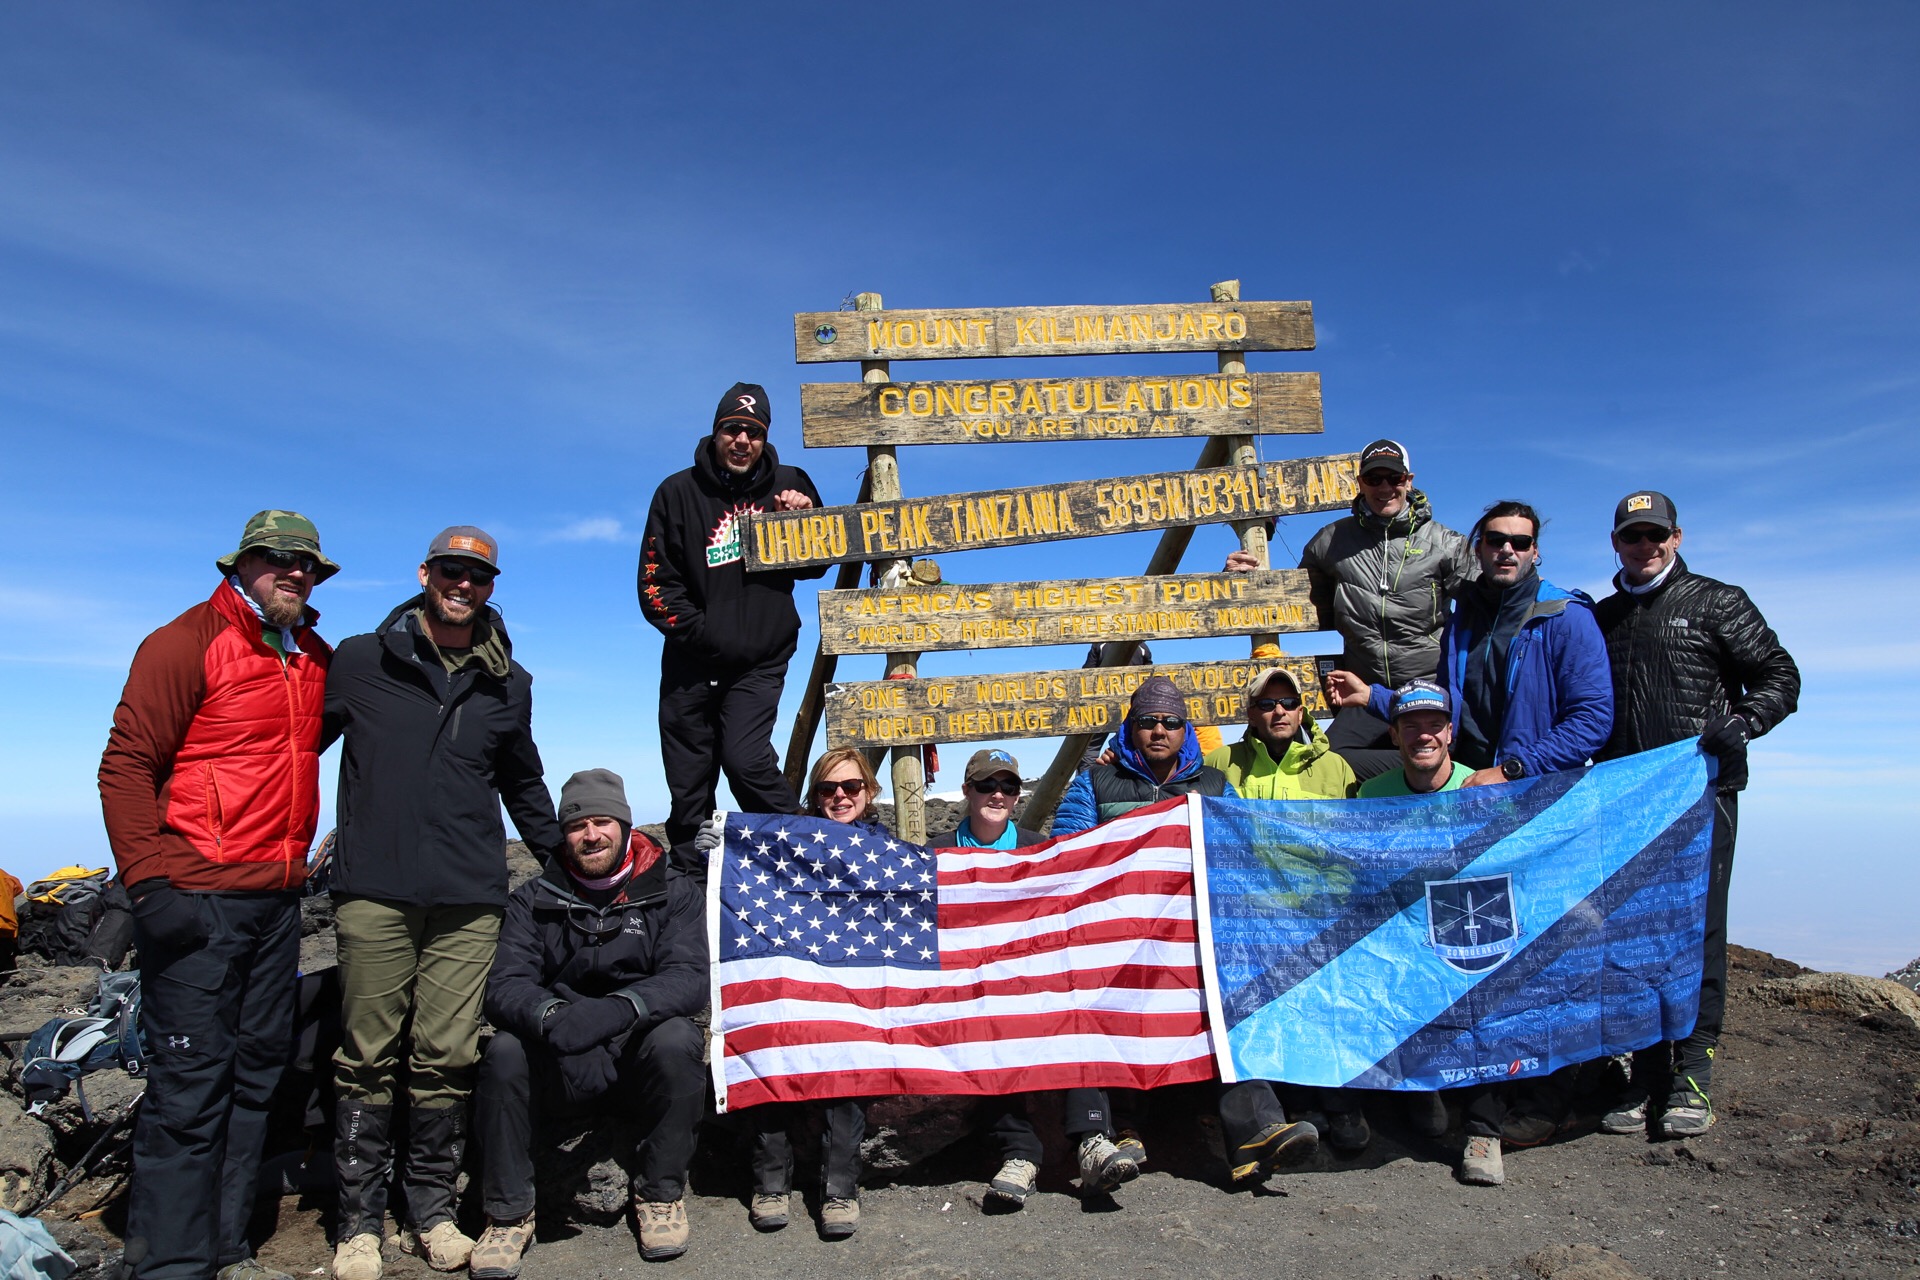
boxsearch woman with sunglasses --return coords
[742,747,890,1240]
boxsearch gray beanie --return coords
[1127,675,1186,721]
[557,768,632,826]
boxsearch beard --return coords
[250,582,306,629]
[424,581,477,630]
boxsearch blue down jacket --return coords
[1053,722,1235,836]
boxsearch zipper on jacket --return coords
[283,655,299,888]
[204,761,225,851]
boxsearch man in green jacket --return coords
[1205,666,1356,800]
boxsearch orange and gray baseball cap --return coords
[215,510,340,582]
[1612,491,1678,533]
[426,525,501,572]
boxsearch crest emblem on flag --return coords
[1425,874,1519,973]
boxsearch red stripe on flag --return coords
[722,1008,1208,1054]
[722,1055,1217,1111]
[938,824,1190,886]
[720,962,1202,1012]
[937,915,1196,970]
[936,869,1193,929]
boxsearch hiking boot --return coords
[1459,1134,1505,1186]
[332,1232,384,1280]
[469,1212,535,1280]
[1113,1127,1147,1170]
[1600,1089,1651,1135]
[394,1220,474,1271]
[216,1262,295,1280]
[819,1196,860,1240]
[749,1192,789,1231]
[1502,1110,1559,1148]
[1662,1085,1715,1138]
[1229,1120,1319,1184]
[988,1158,1038,1207]
[1407,1090,1449,1138]
[635,1198,690,1260]
[1076,1133,1137,1195]
[1325,1108,1372,1154]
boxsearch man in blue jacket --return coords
[1329,499,1613,1187]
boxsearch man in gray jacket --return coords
[1229,438,1473,779]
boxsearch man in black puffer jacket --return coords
[1592,490,1799,1141]
[472,769,708,1270]
[640,383,827,868]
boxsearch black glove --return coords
[544,983,640,1055]
[1699,714,1750,791]
[556,1045,620,1102]
[129,878,209,949]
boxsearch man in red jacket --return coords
[98,510,338,1280]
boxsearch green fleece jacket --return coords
[1204,714,1357,800]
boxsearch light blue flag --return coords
[1193,739,1715,1090]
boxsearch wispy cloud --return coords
[547,517,629,544]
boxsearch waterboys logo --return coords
[1425,873,1519,974]
[1436,1056,1542,1085]
[708,502,762,567]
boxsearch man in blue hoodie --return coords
[1329,499,1613,1187]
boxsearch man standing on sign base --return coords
[1592,490,1798,1140]
[640,382,826,873]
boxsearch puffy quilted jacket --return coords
[1299,491,1475,688]
[1054,725,1235,836]
[99,580,330,892]
[1593,557,1799,759]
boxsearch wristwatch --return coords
[1500,758,1527,781]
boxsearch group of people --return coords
[94,384,1797,1280]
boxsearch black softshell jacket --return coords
[1593,556,1800,759]
[322,597,562,906]
[484,861,708,1043]
[638,437,826,671]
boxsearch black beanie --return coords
[1127,675,1186,721]
[713,382,773,433]
[557,768,632,827]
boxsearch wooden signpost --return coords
[823,657,1339,750]
[817,569,1318,656]
[795,300,1315,362]
[742,455,1358,571]
[799,371,1322,447]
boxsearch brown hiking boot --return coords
[469,1212,535,1280]
[393,1220,473,1272]
[749,1192,790,1231]
[819,1196,860,1239]
[635,1197,690,1261]
[331,1232,383,1280]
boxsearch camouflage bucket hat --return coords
[215,510,341,583]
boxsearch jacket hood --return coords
[1351,487,1434,536]
[376,593,514,659]
[1110,719,1205,784]
[693,434,783,499]
[1241,708,1334,773]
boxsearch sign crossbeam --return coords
[795,300,1315,363]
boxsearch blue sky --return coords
[2,4,1914,973]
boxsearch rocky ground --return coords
[6,871,1918,1280]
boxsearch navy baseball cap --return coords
[1388,680,1451,721]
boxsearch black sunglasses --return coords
[1479,531,1536,552]
[813,778,867,799]
[1358,470,1406,487]
[969,777,1021,796]
[1251,696,1302,712]
[251,547,320,575]
[717,422,767,441]
[1617,526,1673,546]
[1133,714,1187,731]
[430,558,498,585]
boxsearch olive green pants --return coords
[333,897,503,1109]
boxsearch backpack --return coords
[18,970,147,1116]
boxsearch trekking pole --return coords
[28,1091,143,1216]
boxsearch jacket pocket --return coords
[203,762,225,854]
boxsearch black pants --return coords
[1062,1088,1143,1140]
[1629,792,1738,1093]
[1325,705,1402,782]
[128,892,300,1280]
[748,1099,865,1200]
[477,1019,706,1217]
[984,1097,1043,1164]
[660,646,799,859]
[1217,1081,1288,1153]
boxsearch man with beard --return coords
[639,382,826,871]
[471,769,706,1272]
[322,527,563,1280]
[1329,500,1612,1187]
[1228,439,1473,780]
[99,510,338,1280]
[1592,491,1799,1139]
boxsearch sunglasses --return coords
[1133,714,1187,731]
[1479,532,1536,552]
[969,777,1021,796]
[1358,471,1406,487]
[1251,696,1302,712]
[1616,526,1673,546]
[813,778,868,799]
[252,547,320,575]
[430,558,498,585]
[718,422,768,441]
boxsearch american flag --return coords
[707,797,1214,1111]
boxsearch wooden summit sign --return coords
[799,372,1322,447]
[823,656,1339,749]
[818,570,1318,657]
[743,453,1359,570]
[794,301,1315,363]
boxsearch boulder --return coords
[1751,971,1920,1036]
[1524,1243,1646,1280]
[0,1091,54,1212]
[1885,954,1920,995]
[0,964,102,1041]
[861,1095,984,1174]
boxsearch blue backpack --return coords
[18,971,146,1117]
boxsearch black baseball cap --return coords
[1612,491,1678,533]
[1358,439,1412,476]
